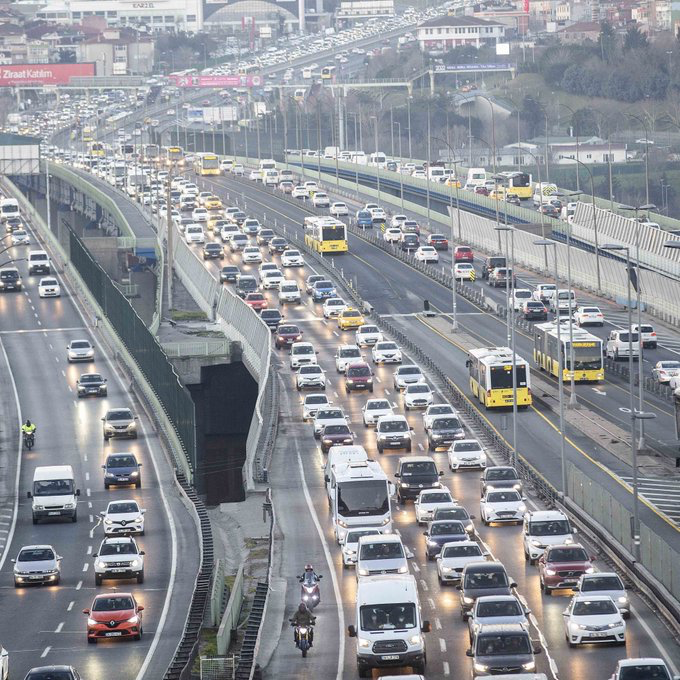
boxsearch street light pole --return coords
[560,102,580,192]
[627,113,651,207]
[370,114,380,204]
[393,121,404,210]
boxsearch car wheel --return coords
[615,350,620,360]
[134,628,142,641]
[104,483,109,490]
[406,443,412,453]
[88,637,96,644]
[95,574,103,586]
[32,516,38,525]
[71,512,77,523]
[137,571,145,584]
[524,549,529,562]
[567,638,576,648]
[357,665,370,678]
[136,480,142,489]
[377,445,383,454]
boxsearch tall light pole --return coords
[559,102,580,192]
[406,95,413,160]
[527,96,550,183]
[370,114,380,203]
[627,113,651,206]
[535,239,568,497]
[393,121,404,211]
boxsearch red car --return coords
[454,246,474,263]
[474,186,489,196]
[275,324,302,349]
[84,592,144,643]
[345,361,374,393]
[538,544,595,595]
[320,423,355,453]
[427,234,449,250]
[245,292,268,311]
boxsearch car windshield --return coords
[33,479,74,496]
[465,570,509,588]
[407,384,430,393]
[347,530,379,543]
[279,326,299,335]
[107,410,132,421]
[435,507,468,521]
[93,596,134,612]
[71,341,91,349]
[380,420,407,433]
[401,461,436,475]
[660,362,680,369]
[618,333,639,342]
[442,545,481,558]
[432,417,461,430]
[316,281,333,289]
[337,480,389,517]
[581,576,623,591]
[376,343,397,350]
[548,547,588,562]
[107,455,137,468]
[487,491,521,503]
[487,469,517,481]
[26,672,76,680]
[477,633,531,655]
[324,425,350,435]
[100,541,136,556]
[109,502,139,514]
[306,396,328,405]
[360,603,416,631]
[619,665,671,680]
[340,348,360,357]
[573,599,618,616]
[317,409,343,420]
[453,442,481,452]
[80,374,102,383]
[360,542,404,560]
[348,366,370,377]
[300,365,321,374]
[18,548,54,561]
[294,346,313,355]
[431,522,464,536]
[421,492,450,504]
[477,599,523,617]
[530,520,570,536]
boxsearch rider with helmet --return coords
[21,419,36,437]
[290,602,316,645]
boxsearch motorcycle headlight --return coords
[358,637,371,648]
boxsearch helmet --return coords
[25,419,31,426]
[304,564,313,571]
[298,602,307,613]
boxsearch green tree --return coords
[598,21,617,62]
[624,25,648,51]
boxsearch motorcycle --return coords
[299,572,322,610]
[291,623,313,658]
[23,431,35,451]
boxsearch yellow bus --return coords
[196,153,220,176]
[303,216,348,254]
[82,126,94,142]
[499,171,533,200]
[321,65,336,81]
[466,346,532,409]
[533,322,604,382]
[89,142,105,157]
[162,146,184,166]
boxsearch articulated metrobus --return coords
[303,216,348,254]
[143,144,159,162]
[321,65,336,81]
[195,153,220,176]
[499,171,533,200]
[533,322,604,382]
[89,142,105,157]
[162,146,185,166]
[467,346,532,409]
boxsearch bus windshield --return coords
[568,343,602,370]
[202,156,219,169]
[490,365,527,389]
[337,480,389,517]
[322,225,345,241]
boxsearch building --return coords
[557,20,601,42]
[336,0,395,21]
[417,15,505,51]
[77,28,154,75]
[36,0,203,32]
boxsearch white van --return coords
[533,182,558,207]
[28,250,51,275]
[324,445,368,500]
[348,574,430,675]
[356,534,409,579]
[606,329,641,360]
[28,465,80,524]
[0,198,20,221]
[427,166,445,182]
[466,168,487,188]
[549,289,576,314]
[278,280,301,304]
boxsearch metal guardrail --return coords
[210,559,227,628]
[216,564,245,654]
[163,340,233,358]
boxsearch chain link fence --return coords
[200,656,239,680]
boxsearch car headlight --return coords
[585,567,595,574]
[338,520,348,528]
[87,618,98,626]
[96,559,107,569]
[441,566,453,573]
[518,504,527,513]
[486,485,495,492]
[104,518,113,525]
[608,622,620,628]
[513,483,521,490]
[523,662,536,671]
[64,502,76,510]
[545,568,556,575]
[127,615,139,624]
[322,439,332,445]
[380,517,390,526]
[409,634,422,646]
[531,539,543,547]
[105,472,115,477]
[450,456,459,463]
[397,565,408,574]
[617,596,628,604]
[131,559,141,568]
[358,637,371,648]
[130,471,139,477]
[564,537,574,544]
[474,664,488,673]
[358,568,369,576]
[400,482,410,488]
[34,504,44,511]
[345,549,356,555]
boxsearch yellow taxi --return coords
[205,196,223,211]
[445,177,462,188]
[208,213,226,231]
[488,188,506,201]
[338,308,365,330]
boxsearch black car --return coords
[203,243,224,260]
[480,466,522,496]
[427,415,465,451]
[236,275,258,298]
[102,452,143,489]
[0,267,22,291]
[24,667,82,680]
[395,456,444,503]
[482,255,506,280]
[5,216,22,233]
[424,519,468,560]
[220,265,240,283]
[260,309,283,330]
[523,300,548,320]
[76,372,108,398]
[256,228,275,245]
[269,237,288,254]
[400,234,419,252]
[458,562,516,619]
[232,211,247,226]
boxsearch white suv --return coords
[93,536,145,585]
[522,510,574,564]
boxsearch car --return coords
[371,341,402,364]
[383,227,402,243]
[420,404,455,431]
[522,510,574,564]
[312,407,347,438]
[468,623,538,676]
[401,219,419,235]
[533,283,556,302]
[185,224,205,243]
[488,267,514,288]
[414,246,439,263]
[458,562,517,619]
[338,308,365,330]
[102,452,142,489]
[290,341,318,369]
[248,169,261,181]
[538,544,594,595]
[204,197,223,211]
[12,545,61,586]
[102,407,138,440]
[100,500,146,536]
[305,274,325,294]
[312,280,336,301]
[11,229,29,245]
[427,233,449,250]
[335,344,362,373]
[482,256,507,280]
[37,276,61,298]
[302,393,332,421]
[345,361,374,393]
[562,594,626,646]
[242,218,261,235]
[453,262,475,281]
[512,289,533,311]
[275,324,303,349]
[93,536,145,585]
[296,364,326,390]
[23,666,80,680]
[400,233,419,251]
[573,305,604,326]
[259,262,279,276]
[76,372,107,398]
[403,382,433,410]
[606,329,641,360]
[233,164,245,176]
[467,595,529,643]
[281,249,304,267]
[424,519,468,560]
[361,398,393,427]
[192,207,209,222]
[330,201,349,216]
[67,338,94,363]
[394,455,442,500]
[480,466,522,496]
[323,297,348,319]
[391,214,408,229]
[454,245,474,262]
[220,224,240,242]
[269,237,288,254]
[260,309,283,330]
[632,323,658,348]
[414,488,455,524]
[574,571,630,618]
[312,192,330,208]
[292,184,309,198]
[610,658,676,680]
[256,228,275,246]
[355,324,382,347]
[84,592,144,643]
[203,243,224,260]
[480,489,526,525]
[235,274,258,298]
[437,541,488,585]
[427,414,465,450]
[393,364,425,390]
[320,423,355,453]
[220,265,240,283]
[341,527,382,567]
[652,360,680,384]
[241,246,262,264]
[0,266,22,291]
[523,300,548,320]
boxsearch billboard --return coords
[170,74,263,88]
[0,63,96,87]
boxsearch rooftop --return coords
[419,14,503,27]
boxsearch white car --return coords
[220,225,240,242]
[393,364,424,390]
[573,305,605,326]
[576,572,630,618]
[330,202,349,217]
[296,364,326,390]
[185,225,205,243]
[414,488,455,524]
[371,341,402,364]
[383,228,402,243]
[291,185,309,198]
[369,207,386,220]
[423,404,456,431]
[100,500,146,536]
[11,229,29,245]
[448,439,487,471]
[512,289,533,311]
[261,269,285,289]
[355,325,383,347]
[38,276,61,298]
[403,382,433,409]
[67,339,95,362]
[533,283,556,302]
[480,489,526,525]
[241,246,263,263]
[391,214,408,228]
[436,540,488,585]
[562,595,626,647]
[249,169,261,181]
[454,263,475,280]
[259,262,279,276]
[652,360,680,384]
[281,249,304,267]
[302,393,331,420]
[233,164,245,176]
[361,398,393,427]
[278,281,301,304]
[312,192,330,208]
[341,527,382,566]
[632,323,658,348]
[610,658,674,680]
[290,341,318,369]
[93,536,145,585]
[414,246,439,263]
[192,208,209,222]
[323,297,347,318]
[312,407,347,438]
[335,344,362,372]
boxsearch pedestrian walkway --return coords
[620,476,680,525]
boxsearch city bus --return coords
[196,153,220,176]
[302,66,313,79]
[466,346,532,409]
[501,171,533,200]
[294,88,305,102]
[143,144,159,162]
[89,142,105,157]
[303,216,348,254]
[162,146,185,166]
[321,65,336,81]
[533,322,604,382]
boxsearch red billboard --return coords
[0,63,96,87]
[170,74,263,88]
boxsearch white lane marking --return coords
[333,331,339,336]
[86,488,91,497]
[419,578,429,592]
[54,622,64,633]
[61,370,65,377]
[435,617,442,630]
[443,662,450,676]
[439,638,446,653]
[87,545,92,555]
[85,472,90,481]
[40,647,50,658]
[385,389,391,395]
[82,563,89,572]
[411,562,420,573]
[375,376,381,383]
[417,443,424,451]
[630,603,680,675]
[67,601,74,612]
[296,446,345,680]
[427,597,435,609]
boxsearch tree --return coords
[572,108,599,136]
[624,25,648,51]
[598,21,617,62]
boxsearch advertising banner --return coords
[170,74,263,88]
[0,63,96,87]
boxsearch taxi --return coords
[338,308,365,331]
[208,214,227,232]
[204,196,223,211]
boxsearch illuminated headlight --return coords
[105,518,114,525]
[127,423,137,430]
[474,664,488,673]
[518,503,527,513]
[513,483,521,490]
[130,471,139,477]
[400,482,410,488]
[131,559,141,568]
[347,380,354,385]
[585,567,595,574]
[531,539,544,547]
[380,517,390,526]
[34,504,44,511]
[358,568,369,576]
[607,622,620,628]
[105,473,115,477]
[127,615,139,624]
[465,525,474,533]
[343,438,353,443]
[570,623,582,631]
[486,485,495,492]
[463,596,475,605]
[523,662,536,671]
[397,565,408,574]
[87,618,97,626]
[409,634,422,646]
[617,596,628,604]
[441,566,454,573]
[345,549,356,556]
[338,520,348,528]
[15,570,29,576]
[96,559,107,569]
[545,568,556,576]
[564,537,574,544]
[358,638,371,648]
[0,282,4,288]
[322,439,332,445]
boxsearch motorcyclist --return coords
[299,563,321,584]
[21,419,36,437]
[290,602,316,646]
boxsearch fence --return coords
[216,564,245,654]
[200,656,239,680]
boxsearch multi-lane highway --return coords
[0,214,199,677]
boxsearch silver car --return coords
[467,595,529,644]
[102,408,138,440]
[12,544,62,586]
[67,338,94,363]
[575,572,630,618]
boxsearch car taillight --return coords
[651,332,657,336]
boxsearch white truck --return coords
[533,182,558,207]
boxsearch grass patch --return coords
[170,309,208,322]
[187,329,226,338]
[192,627,218,673]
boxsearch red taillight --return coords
[651,332,657,336]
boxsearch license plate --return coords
[381,655,399,661]
[117,477,129,482]
[110,568,127,573]
[29,575,44,580]
[48,511,61,516]
[105,631,122,637]
[590,632,608,637]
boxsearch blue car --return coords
[102,452,143,489]
[356,210,373,228]
[312,280,336,301]
[423,519,468,560]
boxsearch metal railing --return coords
[216,564,245,654]
[163,340,234,358]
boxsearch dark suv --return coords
[395,456,444,503]
[458,562,516,619]
[0,266,21,291]
[467,623,539,676]
[345,362,374,393]
[236,275,257,298]
[480,466,522,496]
[427,415,465,451]
[481,255,506,280]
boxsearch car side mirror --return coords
[423,531,429,536]
[101,417,105,421]
[140,551,145,556]
[141,509,146,514]
[590,556,597,561]
[572,585,580,592]
[533,645,542,654]
[439,471,444,476]
[422,620,431,633]
[469,515,476,520]
[572,527,578,534]
[348,625,357,637]
[10,559,15,563]
[76,489,81,497]
[83,609,90,615]
[26,491,32,498]
[394,472,401,478]
[137,605,144,611]
[99,511,106,516]
[104,378,107,382]
[101,465,106,469]
[510,581,517,588]
[466,649,473,657]
[138,463,143,467]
